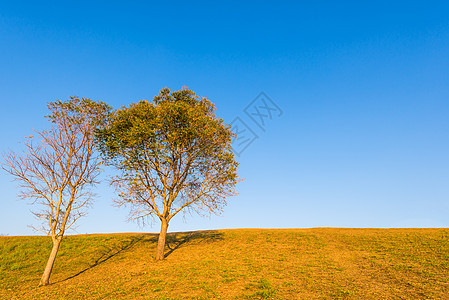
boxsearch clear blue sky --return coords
[1,1,448,235]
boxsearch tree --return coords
[96,88,239,260]
[1,97,111,285]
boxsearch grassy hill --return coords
[1,228,448,299]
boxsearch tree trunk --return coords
[155,219,168,260]
[40,236,62,286]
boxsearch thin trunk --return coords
[155,219,168,260]
[40,236,62,286]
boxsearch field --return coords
[0,228,448,299]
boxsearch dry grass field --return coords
[1,228,448,299]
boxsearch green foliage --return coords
[96,87,239,222]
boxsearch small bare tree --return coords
[1,97,110,286]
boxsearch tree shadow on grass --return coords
[164,230,224,258]
[53,230,222,284]
[54,234,157,284]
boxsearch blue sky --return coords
[1,1,448,235]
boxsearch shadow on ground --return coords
[54,230,223,284]
[54,234,155,284]
[164,230,224,258]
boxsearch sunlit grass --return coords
[0,228,448,299]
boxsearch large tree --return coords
[96,88,239,260]
[1,97,111,285]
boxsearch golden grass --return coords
[1,228,448,299]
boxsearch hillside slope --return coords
[1,228,448,299]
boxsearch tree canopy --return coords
[96,88,239,259]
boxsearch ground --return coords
[1,228,448,299]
